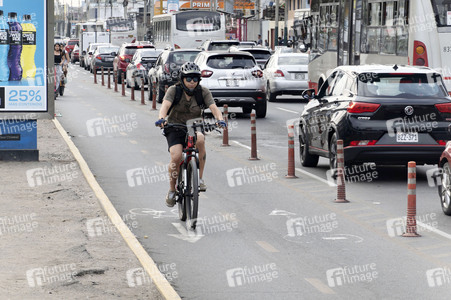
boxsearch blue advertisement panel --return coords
[0,0,47,112]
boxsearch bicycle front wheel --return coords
[177,164,186,221]
[185,159,199,230]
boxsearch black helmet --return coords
[179,62,201,77]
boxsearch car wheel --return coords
[255,100,267,118]
[439,162,451,216]
[134,78,140,90]
[157,82,164,103]
[242,107,252,114]
[299,124,319,167]
[329,133,338,170]
[267,83,276,102]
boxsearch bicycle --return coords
[163,119,219,230]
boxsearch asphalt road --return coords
[55,64,451,299]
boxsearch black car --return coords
[90,46,120,73]
[148,49,201,103]
[299,65,451,169]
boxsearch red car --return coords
[113,42,154,83]
[71,48,79,63]
[438,141,451,215]
[65,39,79,57]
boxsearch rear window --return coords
[209,42,239,51]
[68,40,78,45]
[247,50,271,60]
[278,56,308,65]
[141,50,162,57]
[176,11,221,32]
[357,73,449,97]
[168,52,200,65]
[206,55,255,69]
[124,48,138,55]
[98,47,119,54]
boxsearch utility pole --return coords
[143,0,147,40]
[258,0,262,41]
[284,0,288,44]
[275,0,279,46]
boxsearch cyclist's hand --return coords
[155,118,166,128]
[217,120,227,128]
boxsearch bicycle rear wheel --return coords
[177,164,186,221]
[185,159,199,230]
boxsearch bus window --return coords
[432,0,451,26]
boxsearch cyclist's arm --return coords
[158,100,172,120]
[209,103,224,121]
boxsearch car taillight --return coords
[252,70,263,78]
[201,70,213,78]
[437,140,447,145]
[274,70,284,77]
[137,63,145,70]
[435,103,451,113]
[96,56,102,60]
[164,63,170,74]
[349,140,377,146]
[347,101,381,113]
[120,55,126,61]
[413,40,428,67]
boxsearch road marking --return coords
[343,207,372,213]
[129,140,138,144]
[53,119,181,300]
[417,221,451,241]
[232,140,252,151]
[295,168,334,187]
[168,223,204,243]
[355,212,382,218]
[120,132,128,136]
[141,149,149,154]
[276,107,299,114]
[433,253,451,258]
[304,278,335,294]
[256,241,280,253]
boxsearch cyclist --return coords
[53,43,64,98]
[60,43,70,92]
[155,62,226,207]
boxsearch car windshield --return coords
[169,52,200,65]
[357,73,449,97]
[141,50,162,57]
[68,41,78,45]
[209,43,239,50]
[207,55,255,69]
[247,50,271,60]
[278,56,308,65]
[98,47,119,54]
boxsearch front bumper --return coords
[270,79,309,95]
[210,89,266,107]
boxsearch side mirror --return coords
[88,51,93,55]
[111,52,117,56]
[287,40,293,48]
[302,89,316,100]
[82,51,86,55]
[125,58,131,63]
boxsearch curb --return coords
[53,118,181,300]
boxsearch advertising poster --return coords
[0,0,47,112]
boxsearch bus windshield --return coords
[176,11,221,32]
[358,73,448,97]
[432,0,451,26]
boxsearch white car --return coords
[195,51,267,118]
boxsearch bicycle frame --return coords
[180,135,200,194]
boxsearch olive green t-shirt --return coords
[164,85,215,124]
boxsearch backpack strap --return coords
[167,84,183,115]
[167,84,205,115]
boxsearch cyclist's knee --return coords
[196,133,205,146]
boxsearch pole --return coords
[143,0,147,41]
[402,161,420,237]
[334,140,349,203]
[284,0,288,45]
[141,77,145,105]
[222,105,230,147]
[286,125,297,178]
[275,0,279,46]
[249,112,259,160]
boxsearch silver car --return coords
[195,51,267,118]
[263,53,309,102]
[84,43,110,71]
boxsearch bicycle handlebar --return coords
[162,122,220,133]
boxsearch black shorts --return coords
[164,127,187,151]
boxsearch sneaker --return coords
[199,179,207,192]
[166,190,176,207]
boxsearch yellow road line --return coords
[304,278,335,294]
[256,241,280,253]
[53,119,181,300]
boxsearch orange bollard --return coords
[249,112,259,160]
[151,83,157,110]
[141,77,145,105]
[121,72,125,96]
[222,105,230,147]
[94,66,97,84]
[402,161,421,237]
[101,66,105,86]
[334,139,349,203]
[107,68,111,89]
[286,125,297,178]
[114,70,118,92]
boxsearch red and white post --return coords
[222,105,230,147]
[249,112,259,160]
[286,125,297,178]
[402,161,420,237]
[334,139,349,203]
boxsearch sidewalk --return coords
[0,119,165,299]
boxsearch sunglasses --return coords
[185,77,200,83]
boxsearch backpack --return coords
[167,83,205,115]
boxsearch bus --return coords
[152,10,226,49]
[305,0,451,94]
[105,17,137,46]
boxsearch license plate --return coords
[226,79,239,87]
[105,58,113,62]
[396,132,418,143]
[295,73,305,80]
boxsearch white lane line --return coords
[276,107,299,114]
[304,278,335,295]
[256,241,280,253]
[295,168,335,187]
[232,140,252,151]
[417,221,451,241]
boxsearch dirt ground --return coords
[0,119,163,299]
